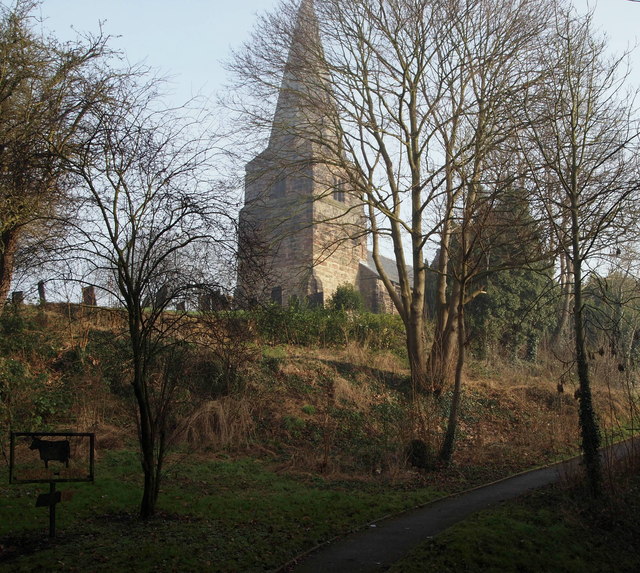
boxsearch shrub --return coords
[253,304,406,354]
[328,284,365,312]
[85,330,132,397]
[0,357,69,438]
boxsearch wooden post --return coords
[49,482,57,538]
[36,483,61,537]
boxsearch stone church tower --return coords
[236,0,402,312]
[236,0,368,308]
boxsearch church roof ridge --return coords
[362,251,414,285]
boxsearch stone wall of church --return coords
[311,201,363,301]
[238,151,370,308]
[238,155,321,306]
[308,161,366,302]
[356,265,398,314]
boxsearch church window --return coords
[307,291,324,307]
[333,178,346,202]
[271,286,283,305]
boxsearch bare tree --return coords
[522,6,640,495]
[64,75,237,518]
[423,0,554,402]
[229,0,553,410]
[0,0,119,303]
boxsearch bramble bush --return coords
[0,310,72,450]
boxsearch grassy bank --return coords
[3,450,639,571]
[1,450,444,572]
[390,463,640,572]
[1,305,638,570]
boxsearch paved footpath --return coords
[284,438,638,573]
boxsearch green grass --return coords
[4,457,640,573]
[389,476,640,573]
[1,450,443,572]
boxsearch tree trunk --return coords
[573,261,602,497]
[139,448,158,520]
[0,228,19,305]
[427,183,457,395]
[130,329,161,519]
[569,160,602,496]
[406,317,429,397]
[428,280,459,395]
[551,253,572,347]
[134,371,159,519]
[439,280,466,462]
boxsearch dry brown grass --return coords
[224,344,635,478]
[450,374,580,472]
[71,375,128,427]
[19,306,639,485]
[451,348,639,476]
[94,423,132,451]
[172,397,255,450]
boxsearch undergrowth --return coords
[1,304,638,570]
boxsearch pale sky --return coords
[37,1,640,109]
[38,0,275,105]
[13,0,640,300]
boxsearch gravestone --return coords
[38,281,46,305]
[82,286,97,306]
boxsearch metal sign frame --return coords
[9,432,95,484]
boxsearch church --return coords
[236,0,400,313]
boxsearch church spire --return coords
[268,0,336,153]
[291,0,320,51]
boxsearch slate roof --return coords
[361,251,413,285]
